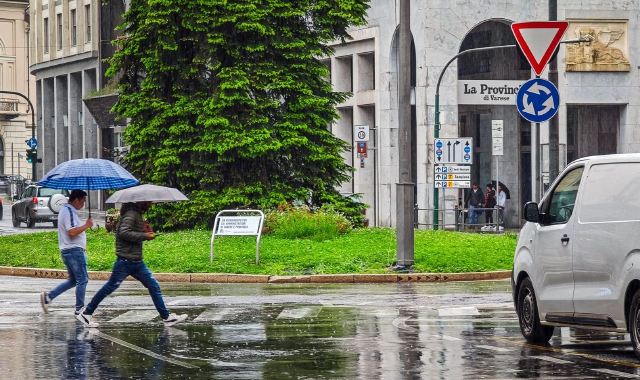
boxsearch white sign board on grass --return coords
[211,210,265,264]
[217,216,262,235]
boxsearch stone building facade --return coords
[0,0,36,181]
[327,0,640,228]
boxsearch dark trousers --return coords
[85,257,169,319]
[485,208,494,224]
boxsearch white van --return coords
[512,153,640,358]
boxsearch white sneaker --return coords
[76,308,100,328]
[499,226,504,232]
[40,292,51,314]
[163,314,188,327]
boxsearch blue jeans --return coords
[85,258,169,319]
[468,205,479,225]
[49,247,89,312]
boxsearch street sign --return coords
[511,21,569,76]
[516,78,560,123]
[434,166,471,174]
[492,138,504,156]
[434,138,473,164]
[434,173,471,181]
[354,125,369,142]
[491,120,503,138]
[435,181,471,188]
[27,137,37,149]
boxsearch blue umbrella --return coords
[39,158,139,217]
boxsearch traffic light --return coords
[26,149,41,163]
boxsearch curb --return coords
[0,266,511,284]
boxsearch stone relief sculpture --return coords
[566,21,630,72]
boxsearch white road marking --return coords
[476,345,513,352]
[194,307,240,322]
[530,355,573,365]
[433,334,461,341]
[277,307,321,319]
[438,306,480,316]
[592,369,640,378]
[108,310,159,323]
[167,297,205,306]
[92,330,198,369]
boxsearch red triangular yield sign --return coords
[511,21,569,76]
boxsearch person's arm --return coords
[68,218,93,238]
[477,190,484,206]
[118,213,153,242]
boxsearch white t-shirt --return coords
[58,204,86,250]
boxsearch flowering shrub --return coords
[263,204,352,241]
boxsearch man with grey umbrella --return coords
[77,201,187,327]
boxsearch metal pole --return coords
[548,0,560,183]
[396,0,414,267]
[0,90,36,180]
[432,45,516,230]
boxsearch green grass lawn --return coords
[0,228,517,275]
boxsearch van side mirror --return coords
[524,202,540,223]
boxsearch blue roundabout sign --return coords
[516,78,560,123]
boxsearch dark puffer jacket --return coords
[115,203,151,262]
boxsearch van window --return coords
[543,167,584,225]
[37,188,69,197]
[579,163,640,223]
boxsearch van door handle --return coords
[561,234,570,244]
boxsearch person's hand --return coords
[143,221,153,233]
[85,218,94,229]
[145,231,155,240]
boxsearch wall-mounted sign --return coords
[458,80,525,105]
[354,125,369,142]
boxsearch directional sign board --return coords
[354,125,369,142]
[434,173,471,181]
[516,78,560,123]
[27,137,37,149]
[511,21,569,76]
[434,165,471,174]
[435,181,471,189]
[434,138,473,164]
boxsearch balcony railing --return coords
[0,98,20,118]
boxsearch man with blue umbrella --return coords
[40,190,94,315]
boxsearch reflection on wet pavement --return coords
[1,278,640,378]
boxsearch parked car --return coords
[12,185,69,228]
[0,174,9,195]
[512,153,640,359]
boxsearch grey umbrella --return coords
[105,184,188,203]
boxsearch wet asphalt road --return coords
[2,276,640,379]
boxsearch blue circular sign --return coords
[516,78,560,123]
[27,137,38,149]
[436,149,442,156]
[464,146,471,153]
[436,141,443,149]
[464,154,471,161]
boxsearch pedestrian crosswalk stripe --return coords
[194,307,240,322]
[276,307,321,319]
[531,355,573,365]
[438,306,480,316]
[476,344,512,352]
[108,310,159,323]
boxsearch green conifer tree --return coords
[108,0,370,229]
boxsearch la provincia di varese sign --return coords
[458,80,525,105]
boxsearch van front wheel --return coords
[629,290,640,359]
[517,277,555,344]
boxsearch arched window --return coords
[0,38,6,56]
